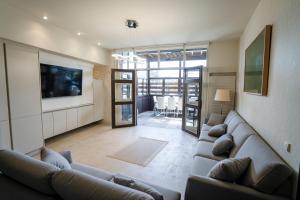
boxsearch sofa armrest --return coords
[185,176,289,200]
[59,151,72,164]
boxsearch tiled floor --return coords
[46,122,198,197]
[138,111,182,129]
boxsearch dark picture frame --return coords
[244,25,272,96]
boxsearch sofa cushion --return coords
[51,169,155,200]
[201,124,212,131]
[41,147,71,170]
[229,123,256,157]
[224,110,238,124]
[112,174,163,200]
[59,151,72,164]
[191,156,219,177]
[199,130,218,143]
[207,113,225,126]
[212,134,233,156]
[208,124,227,137]
[70,163,114,181]
[225,114,245,133]
[235,135,293,194]
[194,141,227,161]
[0,150,59,195]
[208,157,251,182]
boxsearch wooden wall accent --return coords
[93,64,109,80]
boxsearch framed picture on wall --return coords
[244,25,272,96]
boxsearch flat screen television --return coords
[40,63,83,98]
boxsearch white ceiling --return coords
[2,0,260,49]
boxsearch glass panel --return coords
[150,70,179,78]
[185,107,198,134]
[138,78,148,96]
[185,48,207,67]
[115,104,133,125]
[165,79,178,95]
[114,71,133,80]
[115,83,132,102]
[136,52,148,69]
[186,83,199,105]
[185,69,200,79]
[160,49,183,68]
[149,79,163,95]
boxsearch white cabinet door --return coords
[0,121,11,150]
[53,110,67,136]
[11,115,43,153]
[0,41,9,122]
[93,80,105,121]
[5,43,42,119]
[42,113,54,139]
[5,42,43,154]
[78,105,94,127]
[66,108,78,131]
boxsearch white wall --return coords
[0,1,109,65]
[206,40,239,115]
[237,0,300,171]
[40,51,94,112]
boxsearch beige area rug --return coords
[108,137,168,166]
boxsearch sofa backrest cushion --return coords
[225,114,245,133]
[235,135,293,194]
[0,150,59,195]
[207,113,225,126]
[229,123,256,157]
[0,174,60,200]
[51,169,155,200]
[224,110,238,124]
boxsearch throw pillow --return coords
[41,147,71,170]
[208,124,227,137]
[207,113,225,126]
[112,174,164,200]
[212,134,233,156]
[208,157,251,182]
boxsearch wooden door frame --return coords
[111,69,136,128]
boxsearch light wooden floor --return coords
[46,122,198,197]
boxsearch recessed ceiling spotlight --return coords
[77,32,81,36]
[97,42,101,46]
[126,19,138,29]
[43,15,48,20]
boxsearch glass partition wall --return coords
[113,45,207,132]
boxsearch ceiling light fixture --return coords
[112,19,145,63]
[126,19,138,29]
[97,42,101,46]
[43,15,48,20]
[77,32,81,36]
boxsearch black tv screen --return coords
[40,64,83,98]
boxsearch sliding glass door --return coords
[182,66,202,137]
[111,69,136,128]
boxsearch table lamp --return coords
[214,89,231,115]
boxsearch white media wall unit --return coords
[40,51,105,140]
[3,41,44,153]
[0,40,105,153]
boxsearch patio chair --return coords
[156,96,166,116]
[167,96,176,117]
[153,96,158,114]
[177,97,183,117]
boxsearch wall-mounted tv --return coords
[40,63,83,98]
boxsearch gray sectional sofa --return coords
[185,110,295,200]
[0,149,181,200]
